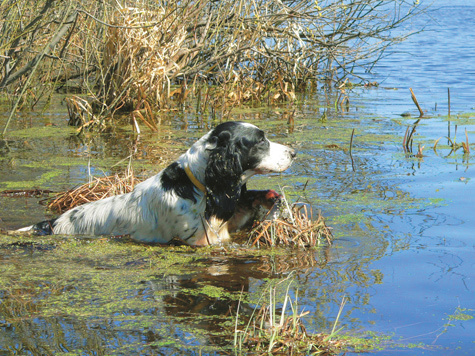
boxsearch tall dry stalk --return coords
[1,0,424,134]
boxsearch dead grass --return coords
[0,0,423,135]
[249,196,333,248]
[101,7,187,112]
[47,169,142,214]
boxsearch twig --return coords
[409,88,424,118]
[448,87,451,118]
[76,9,159,29]
[349,128,355,171]
[2,8,77,136]
[0,10,78,89]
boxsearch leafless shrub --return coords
[0,0,423,134]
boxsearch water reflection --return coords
[1,39,474,352]
[1,95,473,354]
[1,238,391,354]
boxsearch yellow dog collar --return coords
[184,164,207,195]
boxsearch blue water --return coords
[369,0,475,116]
[339,1,475,354]
[0,1,474,355]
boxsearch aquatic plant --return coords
[249,192,333,248]
[48,167,140,213]
[234,276,348,355]
[432,125,471,157]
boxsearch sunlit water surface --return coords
[0,1,474,355]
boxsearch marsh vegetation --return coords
[3,1,475,355]
[1,0,421,134]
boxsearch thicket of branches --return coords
[0,0,422,133]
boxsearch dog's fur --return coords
[19,122,295,245]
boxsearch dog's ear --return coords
[205,131,243,221]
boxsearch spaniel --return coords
[19,122,295,245]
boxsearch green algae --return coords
[0,169,64,189]
[440,112,475,126]
[0,233,340,354]
[6,125,76,138]
[2,97,474,354]
[185,284,236,299]
[447,307,474,322]
[338,331,430,354]
[0,233,234,353]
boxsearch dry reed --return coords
[410,87,424,118]
[1,0,424,135]
[47,169,141,214]
[101,7,187,112]
[249,198,333,248]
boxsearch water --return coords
[341,1,475,353]
[368,0,475,115]
[1,2,474,355]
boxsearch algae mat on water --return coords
[1,234,321,354]
[0,233,430,355]
[0,233,233,354]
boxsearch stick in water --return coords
[410,88,424,118]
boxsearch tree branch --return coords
[0,10,78,88]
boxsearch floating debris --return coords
[0,189,53,198]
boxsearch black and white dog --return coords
[19,122,295,245]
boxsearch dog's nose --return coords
[289,149,297,159]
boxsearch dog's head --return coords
[202,122,295,221]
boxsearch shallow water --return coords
[1,2,474,355]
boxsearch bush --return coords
[0,0,423,133]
